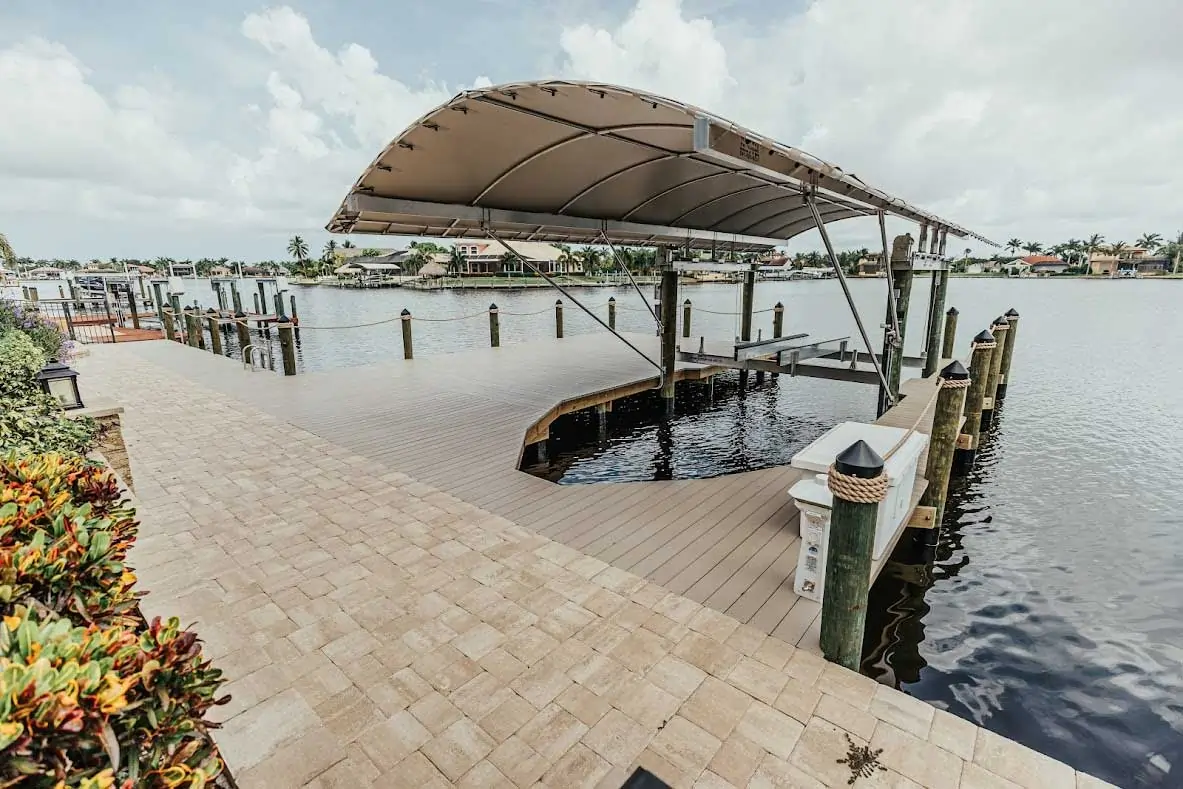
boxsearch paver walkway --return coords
[79,344,1111,788]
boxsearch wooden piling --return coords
[770,302,785,380]
[659,267,679,405]
[231,282,242,314]
[161,308,176,342]
[151,282,165,315]
[980,316,1009,429]
[997,308,1019,398]
[183,310,200,348]
[273,292,286,321]
[277,319,296,375]
[401,309,413,359]
[682,299,692,339]
[289,294,299,322]
[879,234,915,415]
[234,312,251,357]
[205,310,223,356]
[489,304,500,347]
[941,307,959,360]
[256,281,266,316]
[922,269,948,377]
[958,329,996,467]
[128,291,141,330]
[555,300,564,339]
[820,440,886,670]
[739,264,756,388]
[917,361,971,546]
[253,293,261,314]
[608,297,616,330]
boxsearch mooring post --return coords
[257,281,267,316]
[183,309,199,348]
[997,308,1019,398]
[608,297,616,330]
[917,361,971,547]
[231,282,243,314]
[771,301,785,379]
[483,303,499,347]
[151,282,164,315]
[659,259,679,408]
[820,440,887,670]
[980,316,1009,429]
[161,308,175,342]
[739,263,756,388]
[214,282,226,312]
[273,292,286,321]
[400,309,413,359]
[878,234,915,415]
[554,299,564,339]
[682,299,692,339]
[234,311,250,355]
[205,310,223,356]
[127,290,141,330]
[941,307,959,360]
[922,265,949,377]
[277,318,296,375]
[253,293,261,315]
[289,294,298,323]
[958,329,997,468]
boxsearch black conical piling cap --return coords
[608,296,616,303]
[940,360,969,380]
[946,306,959,315]
[555,299,562,305]
[206,308,216,314]
[834,440,884,478]
[234,311,246,318]
[775,301,784,309]
[973,329,995,343]
[1005,307,1019,318]
[992,316,1008,328]
[489,303,497,310]
[400,308,411,317]
[684,298,691,305]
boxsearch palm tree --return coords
[1006,238,1022,256]
[1021,241,1042,255]
[0,232,16,269]
[341,239,355,250]
[322,239,338,263]
[1136,233,1162,250]
[1081,234,1105,274]
[1108,241,1127,259]
[287,235,309,263]
[1164,231,1183,273]
[448,246,467,277]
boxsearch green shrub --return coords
[0,302,67,362]
[0,392,97,457]
[0,455,228,787]
[0,329,47,400]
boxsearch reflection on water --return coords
[180,277,1180,785]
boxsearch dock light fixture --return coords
[36,359,83,410]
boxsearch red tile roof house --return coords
[1009,255,1069,276]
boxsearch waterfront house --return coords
[450,240,575,276]
[1010,255,1069,276]
[334,253,404,286]
[26,266,64,279]
[1088,246,1170,276]
[856,253,883,276]
[207,266,233,277]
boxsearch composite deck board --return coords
[112,334,943,654]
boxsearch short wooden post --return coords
[996,308,1019,398]
[682,299,692,339]
[980,316,1009,429]
[128,291,141,329]
[277,319,296,375]
[257,281,267,315]
[739,264,756,388]
[555,299,564,339]
[820,440,886,670]
[957,329,996,467]
[253,293,261,314]
[231,282,243,314]
[61,302,77,341]
[289,294,299,323]
[941,307,959,360]
[917,361,971,547]
[771,301,785,379]
[151,282,165,314]
[659,265,678,406]
[489,303,500,347]
[608,297,616,330]
[400,309,413,359]
[234,312,251,356]
[273,292,287,321]
[183,310,199,348]
[205,310,223,356]
[161,308,176,342]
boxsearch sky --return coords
[1,0,1180,262]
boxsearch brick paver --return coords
[78,345,1113,788]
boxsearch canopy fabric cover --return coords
[327,80,994,251]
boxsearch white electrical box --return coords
[788,422,928,602]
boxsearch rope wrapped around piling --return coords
[971,339,997,350]
[939,376,971,390]
[827,465,889,503]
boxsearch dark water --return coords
[180,277,1182,786]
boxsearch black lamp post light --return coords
[36,359,83,410]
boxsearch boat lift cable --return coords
[597,230,659,324]
[806,193,895,404]
[483,227,665,382]
[879,210,901,343]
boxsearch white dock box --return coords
[788,422,928,602]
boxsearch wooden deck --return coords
[109,333,942,652]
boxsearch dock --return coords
[91,333,937,653]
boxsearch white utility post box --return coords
[788,422,928,602]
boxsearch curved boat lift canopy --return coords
[327,80,995,250]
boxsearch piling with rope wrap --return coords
[957,329,996,468]
[234,311,251,355]
[401,309,413,360]
[820,440,887,670]
[980,316,1009,429]
[917,361,972,547]
[997,308,1019,398]
[941,307,959,360]
[278,318,296,375]
[489,304,500,347]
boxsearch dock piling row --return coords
[980,316,1010,429]
[957,329,996,467]
[997,308,1020,398]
